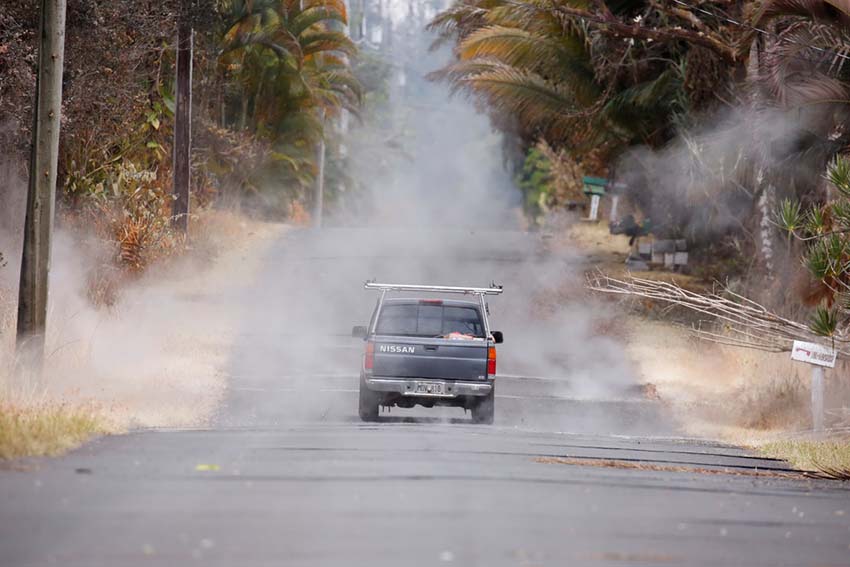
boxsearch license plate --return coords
[414,381,445,395]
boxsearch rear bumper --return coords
[363,376,493,398]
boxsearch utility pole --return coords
[16,0,67,369]
[172,2,193,232]
[313,126,326,228]
[354,0,366,42]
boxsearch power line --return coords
[504,0,850,64]
[672,0,769,34]
[671,0,850,62]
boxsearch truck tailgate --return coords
[372,337,488,381]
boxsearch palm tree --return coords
[742,0,850,151]
[220,0,359,134]
[217,0,361,197]
[432,0,850,160]
[738,0,850,275]
[777,156,850,338]
[428,0,699,162]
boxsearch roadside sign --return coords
[791,340,836,368]
[790,340,836,432]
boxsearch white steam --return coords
[225,0,647,431]
[614,107,830,242]
[1,1,651,435]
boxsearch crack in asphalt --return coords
[524,442,786,462]
[245,446,798,473]
[535,456,804,479]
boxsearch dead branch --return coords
[548,3,739,63]
[587,272,849,356]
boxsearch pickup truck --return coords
[352,282,504,424]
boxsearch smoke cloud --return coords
[217,0,652,433]
[2,1,658,436]
[614,106,835,243]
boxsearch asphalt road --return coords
[2,228,849,567]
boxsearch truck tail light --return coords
[487,346,496,376]
[364,341,375,371]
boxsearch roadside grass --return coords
[0,401,110,461]
[564,219,850,481]
[758,440,850,480]
[0,208,282,461]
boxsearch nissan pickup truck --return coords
[352,282,504,424]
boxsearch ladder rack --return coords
[364,281,503,295]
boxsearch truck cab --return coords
[352,282,504,424]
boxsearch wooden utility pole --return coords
[353,0,366,42]
[16,0,67,366]
[313,132,326,229]
[172,3,193,232]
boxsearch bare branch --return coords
[587,272,849,356]
[543,3,739,63]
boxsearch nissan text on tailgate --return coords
[352,282,504,424]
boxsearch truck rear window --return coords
[376,304,484,338]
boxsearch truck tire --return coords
[471,388,495,425]
[359,379,379,421]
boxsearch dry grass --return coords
[0,401,111,460]
[562,220,630,260]
[626,317,818,437]
[758,440,850,480]
[562,221,709,292]
[0,209,286,459]
[560,221,850,443]
[287,200,312,226]
[190,208,251,261]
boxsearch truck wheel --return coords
[359,380,379,422]
[471,389,495,425]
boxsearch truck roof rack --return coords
[364,281,503,296]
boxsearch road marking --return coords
[496,394,652,403]
[497,374,573,382]
[232,387,358,393]
[228,374,358,380]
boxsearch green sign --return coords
[582,176,607,196]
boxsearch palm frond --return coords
[811,305,840,336]
[776,198,805,233]
[460,62,581,134]
[600,68,683,142]
[426,1,505,47]
[301,30,356,56]
[753,0,850,26]
[302,0,348,18]
[762,24,850,106]
[290,6,347,38]
[457,24,596,99]
[828,156,850,196]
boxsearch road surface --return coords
[1,228,849,566]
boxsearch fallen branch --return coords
[587,272,849,356]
